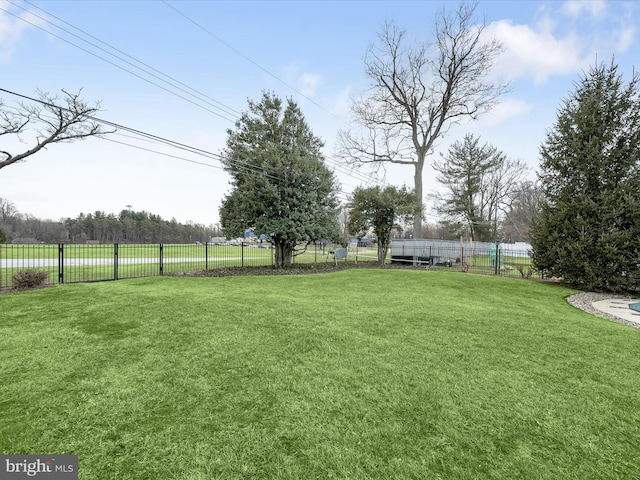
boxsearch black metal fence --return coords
[0,240,540,291]
[0,242,277,291]
[388,239,538,279]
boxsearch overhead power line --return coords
[1,93,382,202]
[1,2,238,123]
[160,0,386,189]
[0,87,279,181]
[2,1,386,190]
[0,87,366,202]
[161,0,344,123]
[19,0,242,119]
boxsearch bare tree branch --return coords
[0,89,113,170]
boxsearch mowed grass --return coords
[1,270,639,479]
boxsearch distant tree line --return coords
[0,198,219,244]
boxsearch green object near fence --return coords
[489,243,503,269]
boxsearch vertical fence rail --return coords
[58,243,64,284]
[114,243,119,281]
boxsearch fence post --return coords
[159,243,164,275]
[114,243,119,281]
[58,243,64,284]
[494,241,499,276]
[241,242,245,267]
[205,242,209,270]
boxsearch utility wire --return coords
[101,136,230,172]
[0,87,279,181]
[3,91,378,208]
[1,87,364,202]
[0,4,237,123]
[161,0,343,122]
[161,2,385,187]
[3,94,375,190]
[17,0,242,119]
[2,86,388,201]
[2,2,386,190]
[106,135,352,203]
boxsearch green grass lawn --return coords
[1,270,639,479]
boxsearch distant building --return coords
[349,237,377,247]
[11,238,43,244]
[210,237,228,245]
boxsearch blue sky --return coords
[0,0,638,226]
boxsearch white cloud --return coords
[0,8,37,61]
[280,65,323,99]
[484,19,585,84]
[615,25,636,51]
[299,72,322,98]
[479,99,535,127]
[329,85,351,118]
[562,0,607,18]
[482,2,638,85]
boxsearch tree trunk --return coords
[378,242,389,265]
[414,159,424,239]
[274,240,294,267]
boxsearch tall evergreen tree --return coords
[219,92,341,267]
[530,61,640,292]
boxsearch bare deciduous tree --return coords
[431,133,528,241]
[0,197,19,223]
[502,181,544,242]
[0,89,111,170]
[484,156,530,238]
[338,2,508,238]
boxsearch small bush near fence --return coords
[12,269,50,290]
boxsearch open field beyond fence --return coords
[1,270,639,479]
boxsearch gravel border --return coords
[566,291,640,329]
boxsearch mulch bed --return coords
[171,261,422,278]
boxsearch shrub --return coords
[517,265,535,279]
[12,269,50,290]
